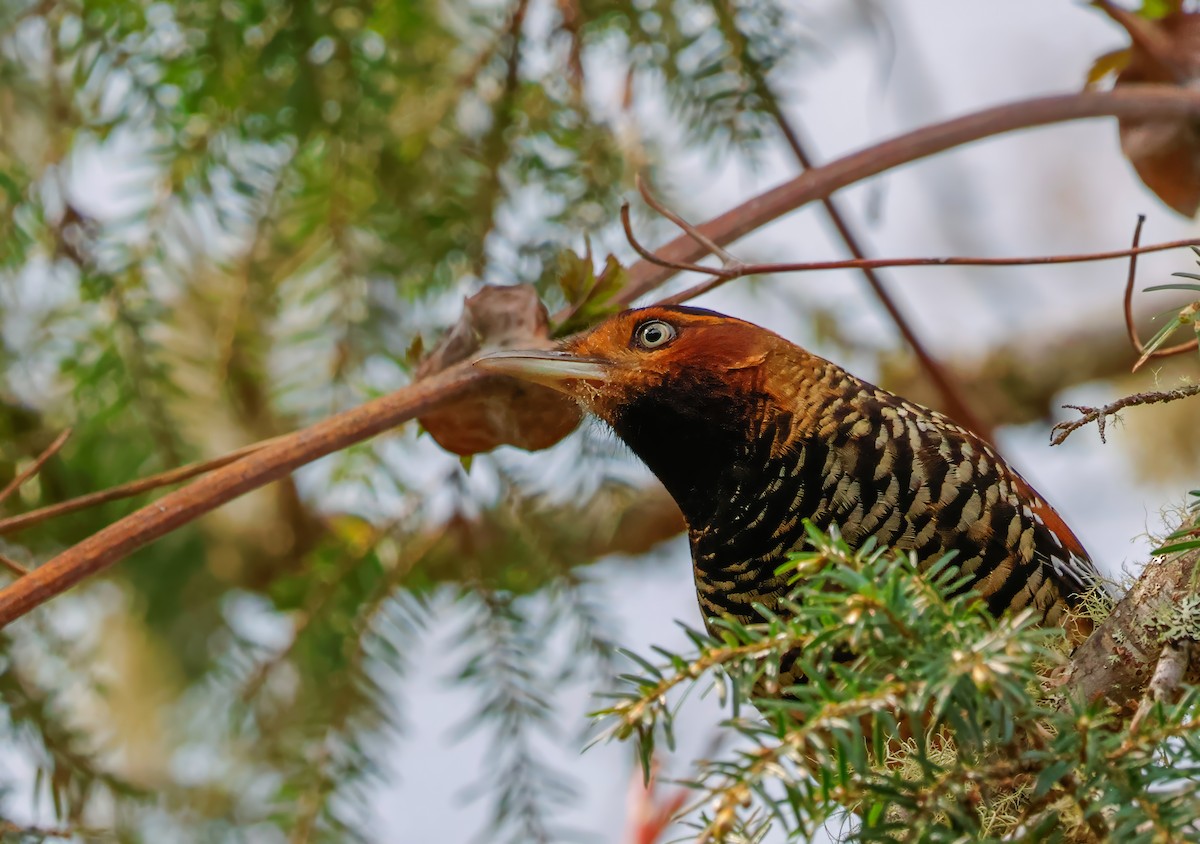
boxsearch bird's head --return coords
[475,305,786,424]
[476,306,816,519]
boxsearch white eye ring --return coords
[634,319,676,349]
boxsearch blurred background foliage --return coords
[0,1,813,839]
[0,0,1196,842]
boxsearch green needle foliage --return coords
[0,0,823,837]
[595,524,1200,842]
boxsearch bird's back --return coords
[687,358,1111,646]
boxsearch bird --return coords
[476,305,1113,655]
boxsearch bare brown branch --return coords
[0,553,29,578]
[0,428,71,508]
[0,437,280,537]
[0,362,484,627]
[1123,215,1199,369]
[1050,384,1200,445]
[609,85,1200,308]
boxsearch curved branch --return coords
[1123,217,1199,368]
[651,238,1200,299]
[610,85,1200,306]
[0,363,485,627]
[0,437,280,536]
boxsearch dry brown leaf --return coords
[1098,4,1200,217]
[415,284,582,455]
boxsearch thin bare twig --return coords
[1122,215,1198,371]
[1124,214,1149,354]
[605,85,1200,309]
[1050,384,1200,445]
[624,186,1200,306]
[0,429,72,508]
[620,203,706,278]
[664,238,1200,290]
[0,553,29,577]
[0,362,481,627]
[0,436,282,536]
[622,198,1200,298]
[730,54,994,439]
[636,175,745,270]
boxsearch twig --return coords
[636,176,745,271]
[0,552,29,577]
[623,181,1200,311]
[1128,638,1195,735]
[761,104,994,441]
[620,204,708,279]
[1050,384,1200,445]
[0,361,482,627]
[656,238,1200,298]
[1122,215,1198,370]
[603,85,1200,310]
[0,428,72,507]
[0,436,282,536]
[1124,214,1148,352]
[623,195,1200,307]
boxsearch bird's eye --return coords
[634,320,677,350]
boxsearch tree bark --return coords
[1062,544,1200,710]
